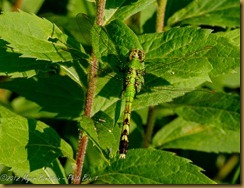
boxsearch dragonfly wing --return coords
[139,27,214,88]
[76,13,95,48]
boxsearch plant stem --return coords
[12,0,23,11]
[143,106,156,148]
[156,0,167,32]
[72,134,88,184]
[72,0,106,184]
[96,0,106,26]
[214,154,239,182]
[84,54,98,117]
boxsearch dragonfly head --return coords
[129,49,145,63]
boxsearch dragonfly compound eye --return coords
[138,50,145,62]
[129,49,145,62]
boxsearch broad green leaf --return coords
[167,0,240,28]
[0,164,13,184]
[212,67,240,90]
[104,0,155,24]
[0,10,85,63]
[11,97,55,119]
[92,25,238,121]
[131,27,213,110]
[78,112,121,159]
[83,140,109,177]
[44,15,83,44]
[0,75,85,119]
[208,32,240,77]
[140,27,239,80]
[90,19,143,116]
[67,0,95,17]
[106,19,142,53]
[91,19,142,67]
[0,105,74,175]
[134,27,239,110]
[214,29,240,48]
[152,117,240,153]
[139,27,213,85]
[21,159,68,184]
[91,26,221,116]
[90,149,215,184]
[92,25,214,116]
[92,76,122,117]
[169,92,240,131]
[0,39,57,78]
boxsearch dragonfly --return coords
[54,14,214,159]
[119,48,145,158]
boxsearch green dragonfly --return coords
[58,14,214,158]
[118,48,145,158]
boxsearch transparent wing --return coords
[69,15,216,115]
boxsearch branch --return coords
[143,106,156,148]
[12,0,23,11]
[156,0,167,32]
[72,0,106,184]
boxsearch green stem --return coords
[143,106,156,148]
[72,0,106,184]
[214,154,239,182]
[156,0,167,32]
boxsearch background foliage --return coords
[0,0,240,184]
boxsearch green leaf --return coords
[169,92,240,131]
[0,105,73,175]
[152,117,240,153]
[21,159,68,184]
[92,26,239,119]
[104,0,155,24]
[83,140,109,177]
[91,76,122,120]
[132,27,239,110]
[67,0,96,17]
[92,25,238,115]
[0,39,57,78]
[11,97,54,119]
[129,27,213,110]
[0,10,85,63]
[92,19,142,67]
[0,75,85,119]
[92,26,215,114]
[215,29,240,48]
[106,19,142,52]
[208,29,240,77]
[211,67,240,90]
[91,149,215,184]
[140,27,213,85]
[167,0,240,28]
[78,112,121,159]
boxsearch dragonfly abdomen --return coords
[119,69,137,159]
[119,49,145,159]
